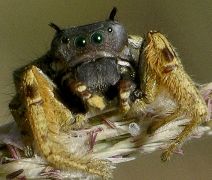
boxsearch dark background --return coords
[0,1,211,179]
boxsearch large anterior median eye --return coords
[91,32,103,44]
[74,36,87,48]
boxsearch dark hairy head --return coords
[45,8,137,110]
[49,8,128,67]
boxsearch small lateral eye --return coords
[74,36,87,48]
[61,37,70,44]
[107,27,113,33]
[91,32,103,44]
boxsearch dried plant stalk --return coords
[0,66,211,179]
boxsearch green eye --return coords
[91,32,103,44]
[75,36,86,48]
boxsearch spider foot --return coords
[161,149,172,162]
[161,143,177,162]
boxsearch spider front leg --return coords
[13,65,111,178]
[144,31,208,161]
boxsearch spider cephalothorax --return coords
[47,8,139,112]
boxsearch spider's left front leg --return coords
[144,31,208,161]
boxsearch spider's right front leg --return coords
[15,65,111,179]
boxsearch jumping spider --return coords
[8,7,208,179]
